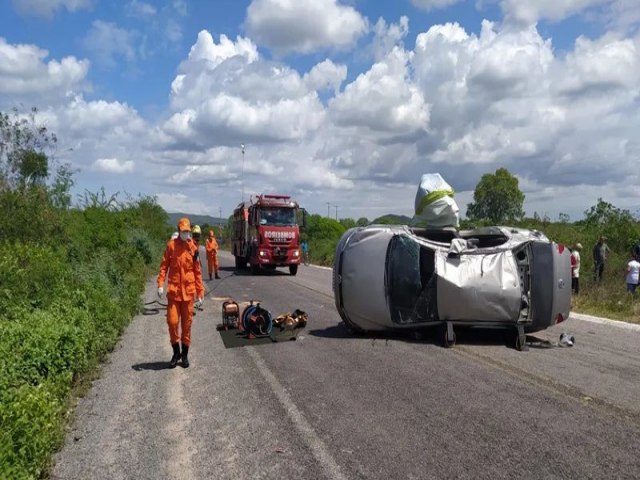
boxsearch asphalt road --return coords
[52,250,640,480]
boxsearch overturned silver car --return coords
[332,225,571,350]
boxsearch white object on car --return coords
[412,173,460,228]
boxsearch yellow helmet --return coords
[192,224,201,235]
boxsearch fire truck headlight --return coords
[259,250,267,257]
[293,250,300,257]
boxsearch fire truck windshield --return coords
[259,207,296,226]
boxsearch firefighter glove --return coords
[157,287,164,298]
[195,297,204,309]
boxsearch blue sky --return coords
[1,0,639,222]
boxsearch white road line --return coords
[571,312,640,331]
[245,347,348,480]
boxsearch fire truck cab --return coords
[232,194,304,276]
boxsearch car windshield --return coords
[259,207,296,226]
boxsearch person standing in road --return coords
[157,217,204,368]
[624,254,640,296]
[301,239,309,265]
[205,228,220,280]
[571,243,582,294]
[592,236,610,283]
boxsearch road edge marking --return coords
[571,312,640,331]
[245,347,348,480]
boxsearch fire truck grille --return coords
[270,240,289,247]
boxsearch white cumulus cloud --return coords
[155,192,212,215]
[181,30,258,69]
[245,0,368,54]
[303,59,347,94]
[93,158,135,173]
[163,30,325,149]
[372,16,410,61]
[330,47,429,136]
[0,37,88,101]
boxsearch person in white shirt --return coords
[624,254,640,295]
[571,243,582,294]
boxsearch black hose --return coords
[144,270,238,315]
[142,300,167,315]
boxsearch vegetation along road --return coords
[52,250,640,480]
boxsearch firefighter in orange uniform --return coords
[205,229,220,280]
[191,224,202,246]
[157,217,204,368]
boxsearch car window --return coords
[387,235,438,324]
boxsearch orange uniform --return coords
[157,234,204,347]
[205,230,219,279]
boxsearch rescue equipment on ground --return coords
[273,309,308,330]
[221,300,240,330]
[242,301,273,339]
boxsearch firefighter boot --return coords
[181,344,190,368]
[215,272,220,279]
[209,273,212,280]
[169,343,180,368]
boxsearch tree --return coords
[0,108,74,241]
[371,214,412,225]
[304,214,345,240]
[581,198,639,252]
[339,218,357,230]
[466,168,525,223]
[0,108,57,187]
[356,217,369,226]
[0,107,74,204]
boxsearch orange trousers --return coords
[167,298,193,346]
[207,253,219,276]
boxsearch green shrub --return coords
[0,201,165,479]
[0,382,64,479]
[0,243,71,315]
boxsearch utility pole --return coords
[219,207,222,225]
[334,205,338,221]
[327,202,331,218]
[241,143,245,202]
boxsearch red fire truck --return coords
[232,194,304,275]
